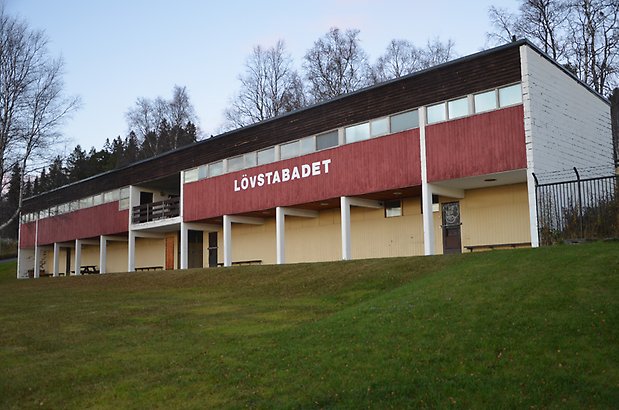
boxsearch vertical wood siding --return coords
[184,130,421,221]
[33,203,128,246]
[426,105,526,182]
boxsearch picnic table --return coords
[80,265,99,274]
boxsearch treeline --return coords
[0,120,197,239]
[32,122,197,196]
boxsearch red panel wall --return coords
[426,105,526,182]
[19,222,36,248]
[19,202,129,247]
[184,130,421,221]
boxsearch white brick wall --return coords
[521,45,614,183]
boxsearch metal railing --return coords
[132,197,180,224]
[535,169,618,245]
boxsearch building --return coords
[17,40,614,278]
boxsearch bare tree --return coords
[372,38,457,84]
[0,8,79,230]
[223,40,305,130]
[567,0,619,94]
[422,37,457,68]
[487,0,618,94]
[303,27,371,103]
[126,85,199,153]
[372,39,424,83]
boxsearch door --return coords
[208,232,218,267]
[188,230,203,269]
[140,191,153,205]
[442,201,462,254]
[65,248,71,275]
[165,235,175,270]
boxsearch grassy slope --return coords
[0,242,618,409]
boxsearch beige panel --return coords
[105,242,129,273]
[135,238,165,269]
[226,219,277,265]
[218,198,429,265]
[460,183,531,248]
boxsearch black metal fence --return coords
[535,169,619,245]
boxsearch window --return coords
[390,110,419,133]
[80,197,93,209]
[257,147,276,165]
[427,102,446,124]
[104,190,120,202]
[448,97,468,119]
[208,161,223,177]
[420,194,440,214]
[299,136,315,155]
[184,168,198,183]
[244,152,257,168]
[119,187,130,210]
[316,131,338,150]
[345,122,370,143]
[227,155,244,172]
[93,194,103,206]
[281,140,300,160]
[499,83,522,107]
[370,118,389,137]
[385,200,402,218]
[474,90,497,113]
[198,165,207,179]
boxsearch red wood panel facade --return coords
[19,202,129,247]
[426,105,526,182]
[184,130,421,221]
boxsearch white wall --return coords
[521,45,614,183]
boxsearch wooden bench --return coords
[217,259,262,267]
[80,265,100,274]
[135,266,163,271]
[464,242,531,252]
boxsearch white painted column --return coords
[421,184,435,255]
[74,239,82,275]
[276,207,285,265]
[128,231,136,272]
[53,243,60,277]
[33,219,40,278]
[419,106,435,256]
[526,172,540,247]
[180,222,189,269]
[341,197,351,260]
[99,236,107,274]
[223,215,232,267]
[33,246,40,279]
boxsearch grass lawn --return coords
[0,242,618,408]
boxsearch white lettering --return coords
[322,158,331,174]
[291,166,300,180]
[240,174,249,190]
[301,164,311,178]
[312,161,321,176]
[282,168,290,182]
[232,158,333,192]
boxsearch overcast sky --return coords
[5,0,518,153]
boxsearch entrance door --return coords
[188,230,203,269]
[442,201,462,254]
[65,248,71,275]
[165,235,175,270]
[208,232,218,267]
[140,191,153,205]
